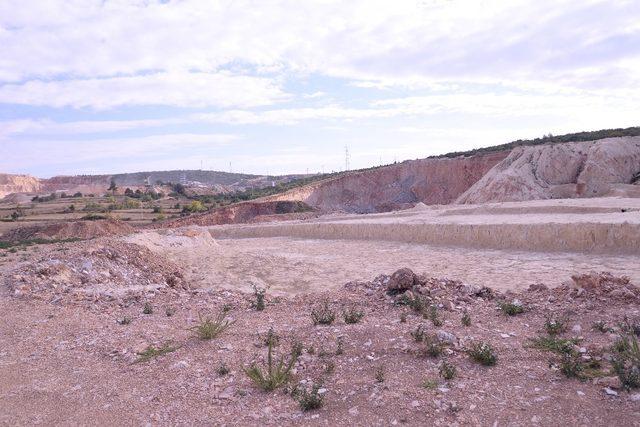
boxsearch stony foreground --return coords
[1,265,639,425]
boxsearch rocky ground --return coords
[1,248,639,425]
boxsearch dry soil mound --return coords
[456,136,640,204]
[0,219,135,242]
[6,240,187,300]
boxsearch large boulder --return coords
[387,268,416,294]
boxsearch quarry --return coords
[2,131,640,425]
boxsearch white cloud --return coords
[0,71,288,109]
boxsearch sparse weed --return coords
[528,335,580,355]
[411,324,427,342]
[243,340,299,391]
[375,365,385,383]
[117,316,131,325]
[252,285,266,311]
[336,336,344,355]
[294,383,325,411]
[263,327,280,347]
[165,307,175,317]
[325,361,336,375]
[423,334,444,358]
[291,340,304,358]
[216,363,230,376]
[592,320,610,333]
[222,303,233,313]
[439,360,457,380]
[426,305,443,327]
[468,341,497,366]
[143,302,153,315]
[544,315,567,336]
[135,342,178,363]
[422,378,438,389]
[461,310,471,327]
[189,312,234,340]
[620,316,640,337]
[611,334,640,389]
[400,312,408,323]
[311,301,336,326]
[342,306,365,324]
[397,293,425,313]
[499,300,525,316]
[559,352,584,379]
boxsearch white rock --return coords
[604,387,618,396]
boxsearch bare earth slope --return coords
[457,137,640,204]
[265,152,508,213]
[0,173,42,198]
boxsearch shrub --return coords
[216,363,230,376]
[294,383,325,411]
[423,334,444,358]
[189,312,234,340]
[468,341,497,366]
[426,305,443,327]
[244,340,299,391]
[311,301,336,325]
[342,306,365,324]
[499,301,525,316]
[252,285,266,311]
[461,310,471,327]
[143,302,153,315]
[544,315,567,336]
[411,324,427,342]
[528,336,580,355]
[611,334,640,389]
[592,320,610,333]
[375,365,385,383]
[439,361,457,380]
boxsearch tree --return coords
[108,179,118,195]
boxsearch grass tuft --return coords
[135,342,178,363]
[468,341,497,366]
[189,312,234,340]
[439,360,457,380]
[311,301,336,325]
[244,340,299,391]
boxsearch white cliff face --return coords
[456,136,640,204]
[0,173,42,198]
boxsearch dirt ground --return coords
[2,197,640,425]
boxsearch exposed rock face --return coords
[266,152,508,212]
[456,137,640,204]
[0,174,42,198]
[165,200,315,227]
[0,219,135,242]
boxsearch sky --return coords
[0,0,639,177]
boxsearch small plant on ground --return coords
[189,311,234,340]
[411,324,427,342]
[216,363,230,376]
[244,340,299,391]
[117,316,131,325]
[311,301,336,325]
[461,310,471,327]
[222,303,233,313]
[400,312,408,323]
[611,334,640,389]
[528,335,580,354]
[143,302,153,315]
[136,342,178,363]
[544,315,567,336]
[397,293,425,313]
[375,365,385,383]
[468,341,497,366]
[422,378,438,389]
[620,316,640,337]
[499,300,525,316]
[559,351,584,379]
[342,306,365,324]
[425,305,443,327]
[165,307,175,317]
[336,336,344,355]
[439,360,457,380]
[251,285,266,311]
[262,327,280,347]
[294,383,325,411]
[423,334,444,358]
[592,320,610,333]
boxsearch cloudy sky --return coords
[1,0,639,177]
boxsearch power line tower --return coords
[345,145,350,171]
